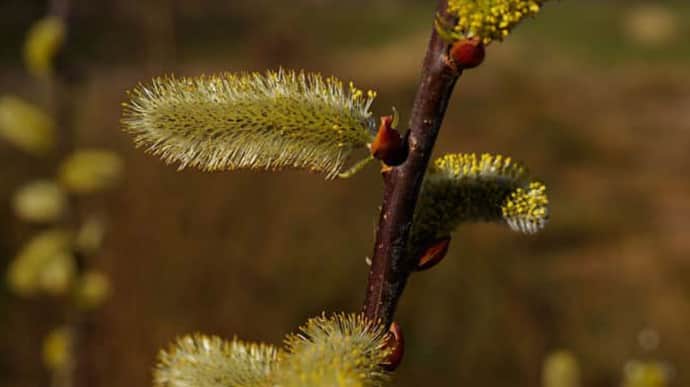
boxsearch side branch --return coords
[363,0,460,326]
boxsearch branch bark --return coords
[363,0,461,326]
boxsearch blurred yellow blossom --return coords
[7,229,76,296]
[58,149,124,194]
[542,350,580,387]
[12,180,67,223]
[42,326,74,371]
[73,270,111,309]
[0,96,56,155]
[440,0,551,44]
[24,16,66,78]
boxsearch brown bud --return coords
[371,115,407,166]
[383,321,405,371]
[416,237,451,271]
[449,38,485,70]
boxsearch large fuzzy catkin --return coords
[409,153,549,254]
[154,334,279,387]
[278,313,391,387]
[122,69,377,179]
[153,314,392,387]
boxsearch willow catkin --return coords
[155,334,279,387]
[278,313,391,387]
[0,95,56,155]
[438,0,552,44]
[410,153,549,253]
[6,229,76,296]
[122,69,377,179]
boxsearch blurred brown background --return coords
[2,0,690,386]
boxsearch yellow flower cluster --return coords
[122,69,377,179]
[280,313,391,387]
[502,181,549,235]
[409,152,549,255]
[442,0,549,44]
[434,152,527,181]
[154,313,391,387]
[155,334,279,387]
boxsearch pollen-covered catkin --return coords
[153,314,393,387]
[154,335,279,387]
[278,313,391,387]
[409,153,549,254]
[122,69,377,179]
[440,0,551,44]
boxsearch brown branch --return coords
[363,0,461,326]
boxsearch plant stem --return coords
[47,2,95,387]
[363,0,461,326]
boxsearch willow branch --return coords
[363,0,461,326]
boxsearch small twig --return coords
[363,0,461,326]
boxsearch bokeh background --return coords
[2,0,690,386]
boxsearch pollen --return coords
[409,153,549,256]
[440,0,550,44]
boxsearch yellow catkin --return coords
[410,153,549,254]
[122,69,376,179]
[440,0,551,44]
[154,334,279,387]
[153,314,392,387]
[278,313,391,387]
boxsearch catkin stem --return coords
[362,0,462,326]
[47,1,96,387]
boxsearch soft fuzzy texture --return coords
[155,335,279,387]
[409,153,549,254]
[439,0,550,44]
[154,314,391,387]
[279,313,391,387]
[122,69,376,179]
